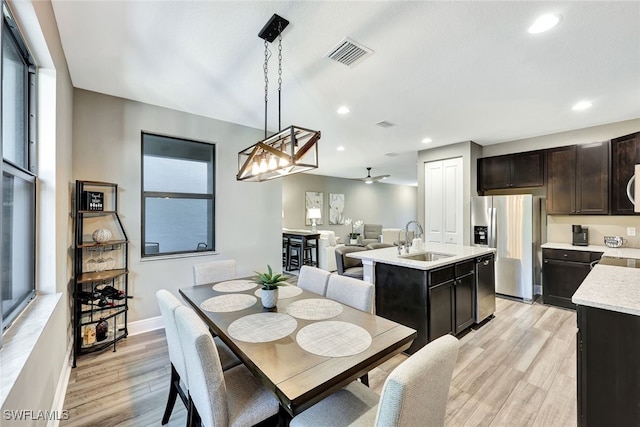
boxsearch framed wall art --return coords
[329,193,345,225]
[304,191,324,225]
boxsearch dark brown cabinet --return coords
[478,150,545,192]
[454,260,475,334]
[577,305,640,426]
[374,258,478,354]
[542,248,602,309]
[428,265,455,341]
[546,142,609,215]
[610,132,640,215]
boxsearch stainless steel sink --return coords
[399,252,454,262]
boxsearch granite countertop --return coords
[347,243,496,271]
[544,242,640,315]
[542,242,640,259]
[572,264,640,316]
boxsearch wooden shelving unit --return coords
[72,180,130,367]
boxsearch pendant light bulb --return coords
[259,157,268,173]
[268,155,278,170]
[252,160,260,175]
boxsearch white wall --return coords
[1,0,74,424]
[282,173,417,241]
[72,89,281,322]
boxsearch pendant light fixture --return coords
[237,14,321,182]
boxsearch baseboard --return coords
[47,340,73,427]
[128,315,163,336]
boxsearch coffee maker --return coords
[572,225,589,246]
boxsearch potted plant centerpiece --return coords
[255,265,288,308]
[345,218,363,245]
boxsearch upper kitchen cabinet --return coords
[546,142,609,215]
[477,150,545,192]
[610,132,640,215]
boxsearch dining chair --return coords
[193,259,236,285]
[326,274,375,314]
[290,334,460,427]
[297,265,331,296]
[174,305,279,427]
[156,290,241,425]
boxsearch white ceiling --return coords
[51,1,640,186]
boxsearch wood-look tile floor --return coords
[61,297,577,427]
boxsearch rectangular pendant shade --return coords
[237,125,320,182]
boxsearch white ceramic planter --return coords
[261,288,279,308]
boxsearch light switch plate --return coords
[627,227,636,237]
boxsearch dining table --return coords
[179,277,416,423]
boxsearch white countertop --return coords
[347,243,496,271]
[542,242,640,259]
[573,264,640,316]
[544,242,640,315]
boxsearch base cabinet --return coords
[542,248,602,309]
[577,305,640,426]
[375,259,478,354]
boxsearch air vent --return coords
[325,37,373,67]
[376,121,396,128]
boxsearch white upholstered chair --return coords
[156,290,241,425]
[174,305,279,427]
[297,265,331,296]
[326,274,375,314]
[290,334,460,427]
[193,259,236,285]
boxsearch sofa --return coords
[358,224,383,246]
[381,228,415,245]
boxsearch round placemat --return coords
[285,298,343,320]
[254,285,302,299]
[227,313,298,343]
[213,279,258,292]
[200,294,257,313]
[296,321,372,357]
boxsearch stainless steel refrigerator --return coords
[471,195,545,302]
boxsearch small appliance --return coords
[572,225,589,246]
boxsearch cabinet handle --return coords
[563,254,568,257]
[544,260,549,263]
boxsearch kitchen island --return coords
[572,258,640,427]
[349,243,496,353]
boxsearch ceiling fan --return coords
[359,167,390,184]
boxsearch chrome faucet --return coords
[403,220,424,254]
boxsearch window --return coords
[142,133,215,257]
[1,3,36,342]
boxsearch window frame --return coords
[0,1,37,344]
[141,132,216,258]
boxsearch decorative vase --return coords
[92,228,112,243]
[261,288,279,309]
[350,238,358,245]
[96,318,109,341]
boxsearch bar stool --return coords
[288,238,313,271]
[282,237,290,268]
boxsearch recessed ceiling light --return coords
[336,146,345,151]
[528,14,561,34]
[422,138,432,144]
[337,106,350,115]
[572,100,592,111]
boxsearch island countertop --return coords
[572,264,640,317]
[347,243,496,271]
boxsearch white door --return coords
[424,157,463,245]
[424,160,443,243]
